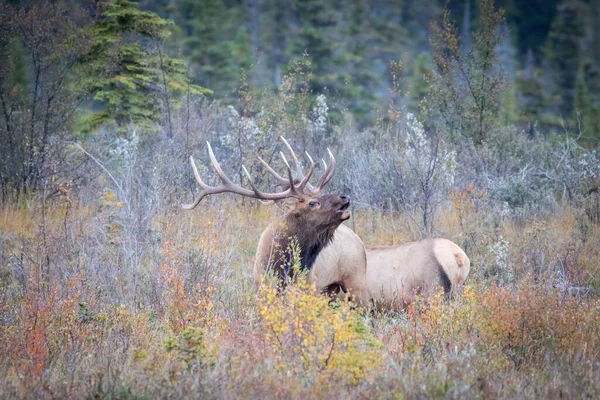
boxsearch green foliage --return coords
[500,86,518,124]
[575,79,600,145]
[577,0,600,143]
[515,49,546,126]
[497,0,560,57]
[428,0,507,146]
[543,0,585,118]
[60,0,598,139]
[80,0,210,134]
[407,52,434,113]
[163,327,207,370]
[176,0,250,99]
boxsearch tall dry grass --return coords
[1,193,599,398]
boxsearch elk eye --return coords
[308,200,319,208]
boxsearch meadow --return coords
[1,193,599,399]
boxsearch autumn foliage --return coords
[0,193,599,399]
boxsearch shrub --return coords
[258,278,383,386]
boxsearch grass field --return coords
[1,196,599,399]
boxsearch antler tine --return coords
[242,165,265,197]
[280,137,304,179]
[315,148,336,191]
[242,165,303,201]
[207,142,233,185]
[257,145,316,194]
[322,148,336,186]
[181,156,210,210]
[279,152,296,189]
[182,146,259,209]
[276,137,334,194]
[280,136,316,191]
[189,155,209,189]
[295,151,315,191]
[258,156,289,187]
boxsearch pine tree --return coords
[176,0,250,99]
[543,0,585,118]
[461,0,473,53]
[283,0,406,123]
[498,0,560,58]
[515,48,545,125]
[337,0,383,122]
[407,52,433,113]
[578,0,600,143]
[82,0,209,134]
[403,0,442,54]
[287,0,338,93]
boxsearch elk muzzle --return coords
[337,195,351,221]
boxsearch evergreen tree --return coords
[515,48,545,125]
[366,0,408,118]
[262,0,290,87]
[176,0,251,99]
[82,0,209,134]
[495,24,518,124]
[403,0,442,54]
[337,0,384,122]
[498,0,560,58]
[287,0,338,92]
[578,0,600,143]
[407,52,433,113]
[543,0,585,118]
[282,0,407,123]
[461,0,473,53]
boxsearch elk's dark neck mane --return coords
[272,214,339,282]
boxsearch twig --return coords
[66,141,128,206]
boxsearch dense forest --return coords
[1,0,600,398]
[145,0,600,133]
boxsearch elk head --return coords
[183,138,350,280]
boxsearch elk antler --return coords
[261,137,336,193]
[182,142,316,210]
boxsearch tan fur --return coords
[366,238,470,311]
[254,224,370,305]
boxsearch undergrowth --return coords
[1,197,599,399]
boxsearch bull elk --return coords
[182,139,370,305]
[366,239,470,311]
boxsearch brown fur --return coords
[254,193,352,286]
[255,224,370,305]
[366,238,470,311]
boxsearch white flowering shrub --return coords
[310,94,329,137]
[224,105,264,150]
[549,137,598,187]
[404,113,457,188]
[488,236,513,286]
[110,129,139,165]
[401,113,458,232]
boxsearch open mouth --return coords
[337,201,350,212]
[337,201,351,220]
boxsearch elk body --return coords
[366,239,470,311]
[255,223,369,303]
[183,139,370,305]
